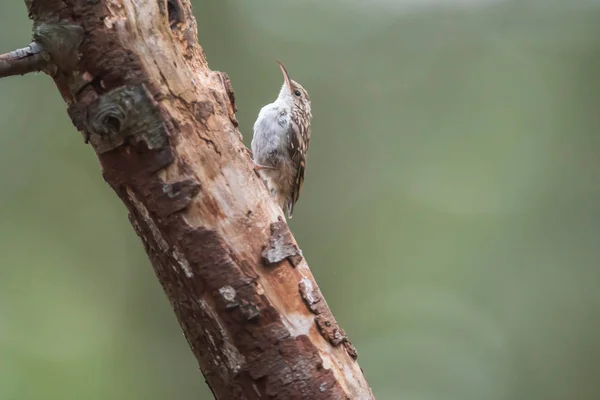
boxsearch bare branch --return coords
[0,42,51,78]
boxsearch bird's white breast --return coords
[251,102,291,164]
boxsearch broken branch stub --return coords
[0,41,51,78]
[12,0,375,399]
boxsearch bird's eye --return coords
[294,90,301,97]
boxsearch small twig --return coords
[0,42,50,78]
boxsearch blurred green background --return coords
[1,0,600,399]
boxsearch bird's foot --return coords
[253,162,276,171]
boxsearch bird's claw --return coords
[253,163,276,171]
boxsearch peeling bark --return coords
[6,1,375,398]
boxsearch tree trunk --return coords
[3,1,374,398]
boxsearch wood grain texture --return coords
[19,0,375,398]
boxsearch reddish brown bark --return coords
[7,1,375,398]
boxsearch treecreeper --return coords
[251,61,312,219]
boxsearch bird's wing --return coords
[287,119,311,218]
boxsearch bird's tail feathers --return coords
[286,200,295,219]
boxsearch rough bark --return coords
[5,1,375,399]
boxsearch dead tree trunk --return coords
[1,1,374,398]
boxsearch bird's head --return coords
[277,61,311,116]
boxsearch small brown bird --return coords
[251,61,312,218]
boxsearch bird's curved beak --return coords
[277,61,293,91]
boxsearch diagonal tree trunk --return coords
[1,1,374,398]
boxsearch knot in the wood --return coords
[89,103,126,137]
[83,85,169,154]
[33,21,83,72]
